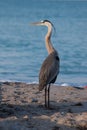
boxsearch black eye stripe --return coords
[43,20,51,24]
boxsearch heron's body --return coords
[31,20,60,108]
[39,51,59,91]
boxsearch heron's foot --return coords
[44,104,53,110]
[47,106,54,110]
[47,104,57,110]
[45,104,48,108]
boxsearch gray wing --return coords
[39,52,59,91]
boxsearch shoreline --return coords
[0,80,87,88]
[0,82,87,130]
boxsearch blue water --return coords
[0,0,87,86]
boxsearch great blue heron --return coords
[31,20,60,108]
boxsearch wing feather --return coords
[39,52,59,91]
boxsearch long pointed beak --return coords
[30,22,42,26]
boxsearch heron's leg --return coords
[45,87,47,107]
[48,84,50,108]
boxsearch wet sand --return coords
[0,82,87,130]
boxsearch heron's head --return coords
[31,20,53,28]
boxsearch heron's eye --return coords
[41,20,44,23]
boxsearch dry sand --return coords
[0,82,87,130]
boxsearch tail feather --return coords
[39,84,45,91]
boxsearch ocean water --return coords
[0,0,87,86]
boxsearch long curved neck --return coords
[45,24,55,54]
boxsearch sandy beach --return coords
[0,82,87,130]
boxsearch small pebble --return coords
[23,115,28,119]
[61,112,65,115]
[32,98,38,103]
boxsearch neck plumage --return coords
[45,24,55,54]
